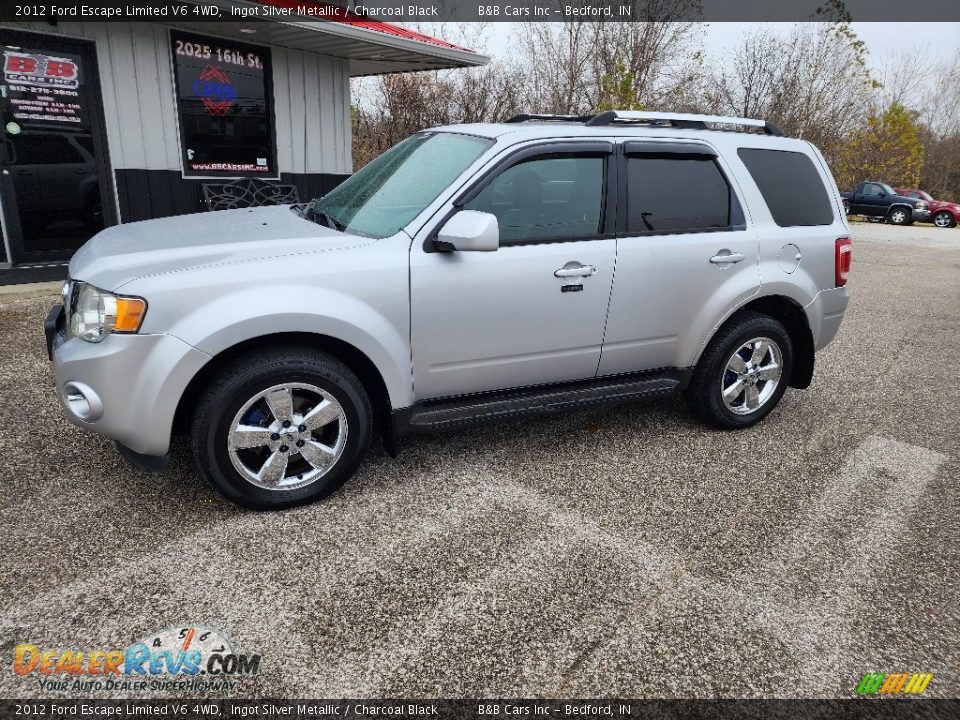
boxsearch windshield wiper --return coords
[305,199,345,231]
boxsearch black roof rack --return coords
[505,113,600,124]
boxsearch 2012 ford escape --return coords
[45,111,852,510]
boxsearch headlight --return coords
[70,283,147,343]
[916,200,927,209]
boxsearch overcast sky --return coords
[473,22,959,69]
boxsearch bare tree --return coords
[350,23,524,168]
[711,23,877,161]
[916,50,960,199]
[514,0,705,114]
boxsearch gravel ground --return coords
[0,222,958,699]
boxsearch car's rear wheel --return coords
[191,346,372,510]
[933,210,957,228]
[888,207,911,225]
[687,312,793,429]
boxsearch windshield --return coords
[879,183,897,195]
[313,132,493,238]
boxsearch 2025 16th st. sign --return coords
[170,30,277,177]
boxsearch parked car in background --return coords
[840,181,930,225]
[895,187,959,228]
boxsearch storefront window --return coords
[170,31,276,177]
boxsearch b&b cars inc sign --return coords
[2,49,87,128]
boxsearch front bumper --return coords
[47,304,210,457]
[913,209,932,222]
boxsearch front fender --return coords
[888,202,914,214]
[166,285,413,409]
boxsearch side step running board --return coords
[403,374,682,432]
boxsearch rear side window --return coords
[625,155,738,234]
[738,148,834,226]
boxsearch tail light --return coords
[835,237,852,287]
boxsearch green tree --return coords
[595,61,644,112]
[834,101,925,189]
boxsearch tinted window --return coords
[626,155,733,233]
[862,183,884,197]
[466,155,604,243]
[738,148,834,226]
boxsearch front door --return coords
[851,182,886,216]
[0,30,114,265]
[410,146,616,400]
[598,143,760,376]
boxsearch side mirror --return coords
[434,210,499,252]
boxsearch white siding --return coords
[0,22,352,174]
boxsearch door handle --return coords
[709,251,745,265]
[554,264,598,278]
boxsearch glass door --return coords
[0,30,113,264]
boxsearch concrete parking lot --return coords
[0,222,958,699]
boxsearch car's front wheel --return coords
[687,312,793,429]
[191,347,372,510]
[888,207,911,225]
[933,210,957,228]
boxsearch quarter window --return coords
[738,148,834,226]
[625,154,736,234]
[465,154,605,243]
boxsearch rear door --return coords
[598,141,759,376]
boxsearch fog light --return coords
[63,381,103,422]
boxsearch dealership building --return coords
[0,1,486,281]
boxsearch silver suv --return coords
[45,111,851,509]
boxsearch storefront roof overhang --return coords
[180,0,490,76]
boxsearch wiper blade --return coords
[315,209,344,232]
[305,199,345,231]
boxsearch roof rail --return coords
[585,110,784,136]
[505,113,598,124]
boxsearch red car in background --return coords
[895,188,960,228]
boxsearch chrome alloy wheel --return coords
[227,383,347,490]
[890,209,908,224]
[934,212,954,228]
[721,337,783,415]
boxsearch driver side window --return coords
[464,154,604,244]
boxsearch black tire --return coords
[190,346,372,510]
[888,206,911,225]
[686,312,793,430]
[933,210,957,229]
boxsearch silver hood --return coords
[69,205,372,290]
